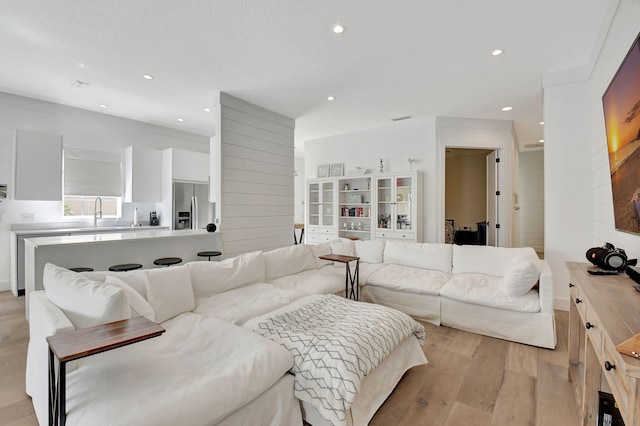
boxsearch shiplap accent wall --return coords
[211,93,295,257]
[518,151,544,251]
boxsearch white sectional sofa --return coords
[26,239,555,425]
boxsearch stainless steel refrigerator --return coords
[172,181,211,230]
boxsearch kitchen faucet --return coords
[93,196,102,227]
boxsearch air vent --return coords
[392,115,413,122]
[524,142,544,149]
[71,80,91,88]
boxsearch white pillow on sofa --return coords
[105,275,155,322]
[330,238,356,267]
[355,240,385,264]
[383,240,452,272]
[503,256,541,298]
[43,263,131,329]
[190,251,265,298]
[264,245,316,281]
[146,265,194,323]
[307,242,333,268]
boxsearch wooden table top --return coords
[46,316,165,362]
[319,253,360,263]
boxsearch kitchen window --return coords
[62,148,122,217]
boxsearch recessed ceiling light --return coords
[539,121,544,125]
[333,24,345,34]
[99,104,107,108]
[203,108,211,112]
[143,74,153,80]
[327,96,335,101]
[501,106,513,111]
[177,118,184,122]
[491,49,503,56]
[539,139,545,143]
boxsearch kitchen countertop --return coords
[12,225,167,236]
[24,229,216,247]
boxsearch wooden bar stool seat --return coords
[153,257,182,267]
[108,263,143,272]
[197,251,222,261]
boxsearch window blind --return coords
[63,148,122,196]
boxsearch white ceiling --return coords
[0,1,614,152]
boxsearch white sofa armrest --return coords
[26,291,75,426]
[538,260,554,312]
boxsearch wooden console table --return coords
[319,254,360,300]
[566,262,640,425]
[46,317,165,425]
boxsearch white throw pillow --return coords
[105,270,149,298]
[354,240,385,264]
[146,265,194,323]
[189,251,266,298]
[43,263,131,329]
[330,238,356,267]
[383,241,452,272]
[453,245,538,277]
[307,242,333,268]
[264,245,316,280]
[503,256,541,298]
[105,275,155,322]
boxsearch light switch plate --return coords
[21,212,35,221]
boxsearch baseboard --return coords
[0,279,10,292]
[554,297,569,311]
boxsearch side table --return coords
[319,254,360,300]
[46,316,165,426]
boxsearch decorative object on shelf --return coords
[379,159,384,173]
[344,183,350,191]
[317,164,330,178]
[347,193,362,203]
[349,167,368,176]
[330,163,344,177]
[397,194,404,201]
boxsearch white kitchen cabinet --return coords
[374,171,423,242]
[14,129,63,200]
[167,148,209,182]
[306,178,336,243]
[124,145,162,202]
[337,175,373,241]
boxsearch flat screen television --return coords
[602,31,640,235]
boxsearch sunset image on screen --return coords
[603,35,640,234]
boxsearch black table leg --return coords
[48,347,54,426]
[59,361,66,425]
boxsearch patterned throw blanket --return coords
[251,295,425,426]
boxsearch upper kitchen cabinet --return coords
[124,145,162,202]
[14,129,63,200]
[165,148,209,183]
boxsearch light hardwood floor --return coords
[0,290,578,426]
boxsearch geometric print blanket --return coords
[251,295,425,426]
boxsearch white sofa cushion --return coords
[503,256,541,298]
[383,240,453,273]
[330,238,356,267]
[189,251,265,298]
[81,270,149,299]
[105,275,155,322]
[146,265,194,323]
[263,244,316,281]
[440,273,541,313]
[269,268,347,296]
[355,240,385,264]
[367,264,451,296]
[307,242,334,268]
[452,245,539,277]
[43,263,131,329]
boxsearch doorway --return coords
[445,148,498,246]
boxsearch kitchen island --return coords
[23,229,222,318]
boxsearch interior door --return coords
[486,151,499,246]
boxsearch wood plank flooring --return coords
[0,290,578,425]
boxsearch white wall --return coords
[294,155,305,224]
[304,117,517,244]
[305,119,436,242]
[212,93,295,257]
[518,151,544,251]
[543,0,640,310]
[0,92,209,291]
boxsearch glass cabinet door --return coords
[308,182,320,226]
[376,177,393,230]
[322,181,334,226]
[395,176,413,231]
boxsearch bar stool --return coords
[153,257,182,267]
[197,251,222,261]
[108,263,143,272]
[68,267,93,273]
